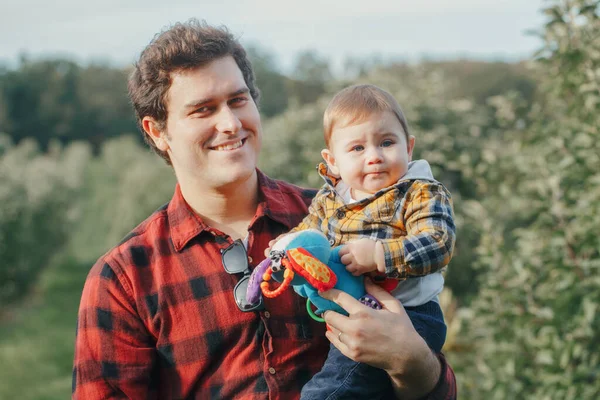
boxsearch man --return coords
[72,20,456,399]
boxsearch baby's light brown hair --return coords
[323,84,410,148]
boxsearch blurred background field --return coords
[1,1,599,399]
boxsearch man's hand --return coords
[339,239,386,275]
[320,279,441,399]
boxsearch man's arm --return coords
[388,345,456,400]
[380,182,456,279]
[73,258,157,399]
[321,279,457,400]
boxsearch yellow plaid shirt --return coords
[293,162,456,280]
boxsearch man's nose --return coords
[215,106,242,134]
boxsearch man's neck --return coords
[179,172,260,240]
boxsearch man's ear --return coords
[142,116,170,152]
[321,148,340,176]
[407,135,416,161]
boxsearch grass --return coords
[0,255,90,400]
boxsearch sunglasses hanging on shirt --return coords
[221,239,265,312]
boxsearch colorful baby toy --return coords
[246,229,382,321]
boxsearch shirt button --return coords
[268,367,276,375]
[248,256,253,263]
[329,238,335,246]
[336,209,345,219]
[264,311,271,318]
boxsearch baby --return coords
[287,84,457,399]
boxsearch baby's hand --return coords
[339,238,380,276]
[264,233,289,257]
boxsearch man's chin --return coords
[211,166,256,188]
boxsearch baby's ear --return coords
[321,149,340,176]
[407,135,416,160]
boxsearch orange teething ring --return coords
[261,268,295,298]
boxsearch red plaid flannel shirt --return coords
[73,170,456,399]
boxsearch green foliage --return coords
[0,135,89,304]
[247,46,290,117]
[0,59,136,151]
[70,136,176,261]
[0,137,175,399]
[450,1,600,398]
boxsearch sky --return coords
[1,0,548,72]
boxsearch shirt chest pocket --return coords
[263,293,325,341]
[368,193,402,224]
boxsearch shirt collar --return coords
[253,169,295,230]
[168,184,210,252]
[168,170,295,252]
[317,162,341,188]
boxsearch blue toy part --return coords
[295,245,366,316]
[270,230,367,317]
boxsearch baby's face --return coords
[324,111,414,200]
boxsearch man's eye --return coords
[194,106,211,114]
[230,97,248,105]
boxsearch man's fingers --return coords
[364,278,404,314]
[325,328,352,356]
[320,288,368,315]
[322,309,347,332]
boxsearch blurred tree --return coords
[69,136,176,261]
[292,50,333,83]
[342,54,385,79]
[453,1,600,398]
[0,59,80,149]
[247,46,290,117]
[0,59,136,152]
[287,50,332,106]
[0,136,90,304]
[75,65,137,150]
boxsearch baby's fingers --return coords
[345,263,362,276]
[340,252,354,266]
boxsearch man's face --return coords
[147,56,262,191]
[323,111,415,200]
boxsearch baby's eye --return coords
[351,145,364,152]
[381,139,395,147]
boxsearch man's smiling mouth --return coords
[211,138,246,151]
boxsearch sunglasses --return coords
[220,239,265,312]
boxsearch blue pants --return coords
[300,301,446,400]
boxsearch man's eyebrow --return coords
[230,88,250,97]
[184,88,250,109]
